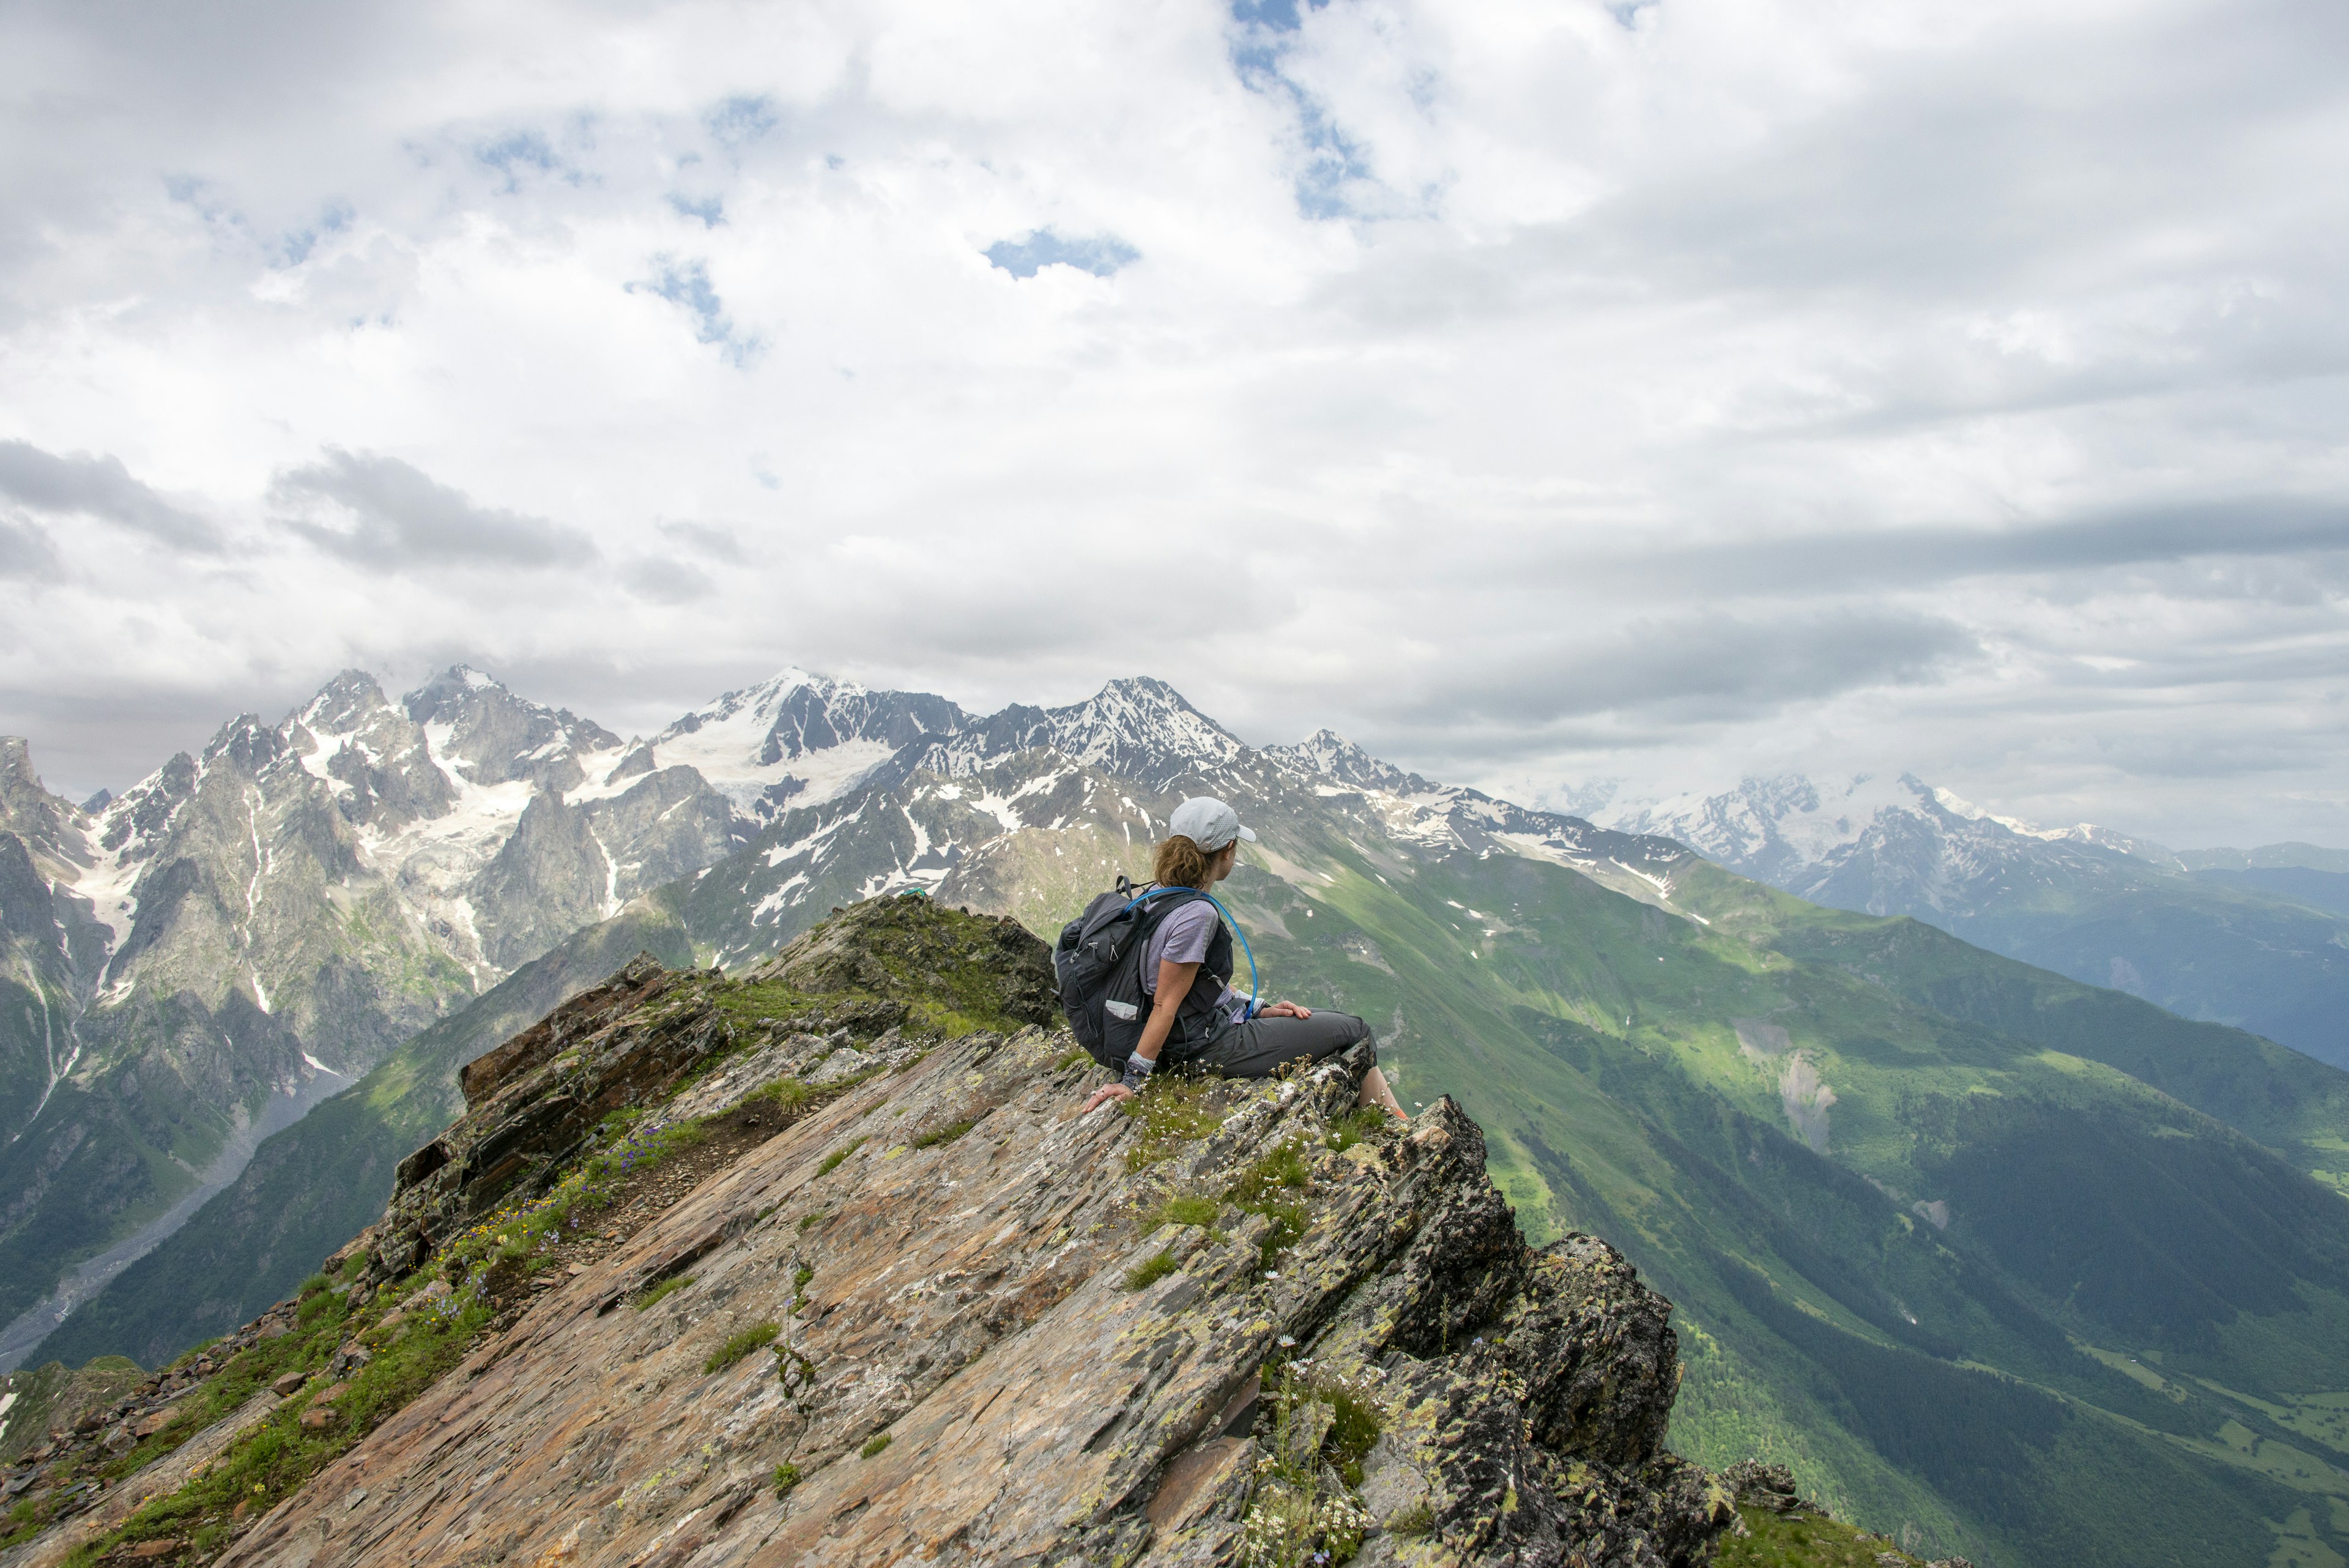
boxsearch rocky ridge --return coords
[7,897,1743,1568]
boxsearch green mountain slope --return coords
[2193,866,2349,921]
[1664,861,2349,1189]
[1953,871,2349,1073]
[1621,779,2349,1071]
[2183,844,2349,875]
[39,905,697,1369]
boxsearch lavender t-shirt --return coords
[1141,899,1247,1023]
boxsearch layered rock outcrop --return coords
[6,898,1733,1568]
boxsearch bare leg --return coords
[1357,1065,1406,1120]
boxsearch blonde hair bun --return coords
[1153,834,1214,889]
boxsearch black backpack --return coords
[1053,879,1201,1069]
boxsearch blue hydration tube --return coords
[1121,885,1260,1019]
[1198,891,1261,1018]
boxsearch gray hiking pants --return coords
[1170,1010,1375,1080]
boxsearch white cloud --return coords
[0,0,2344,847]
[272,449,595,568]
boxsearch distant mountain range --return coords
[0,667,755,1369]
[1607,774,2349,1069]
[10,670,2349,1567]
[0,666,1671,1375]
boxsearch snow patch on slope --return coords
[654,668,899,817]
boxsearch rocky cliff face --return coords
[1,898,1736,1568]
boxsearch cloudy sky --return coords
[2,0,2344,846]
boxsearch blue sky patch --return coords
[983,229,1139,280]
[629,257,762,366]
[669,193,724,228]
[1288,96,1378,220]
[1228,0,1381,220]
[275,201,355,267]
[1230,0,1326,31]
[161,174,242,229]
[477,131,560,192]
[708,95,777,146]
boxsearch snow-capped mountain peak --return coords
[1266,729,1428,796]
[1918,784,2178,866]
[660,666,844,740]
[292,669,400,738]
[885,677,1243,795]
[286,672,453,833]
[1924,781,2069,839]
[0,735,92,877]
[1036,677,1244,786]
[1610,770,2185,919]
[201,712,292,778]
[404,665,622,794]
[655,666,965,822]
[1609,773,1953,883]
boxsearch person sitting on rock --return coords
[1081,795,1409,1121]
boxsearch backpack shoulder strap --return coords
[1129,884,1204,927]
[1074,882,1194,946]
[1095,886,1203,955]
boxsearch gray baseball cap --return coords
[1167,796,1256,853]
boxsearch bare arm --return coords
[1083,959,1197,1111]
[1133,958,1197,1065]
